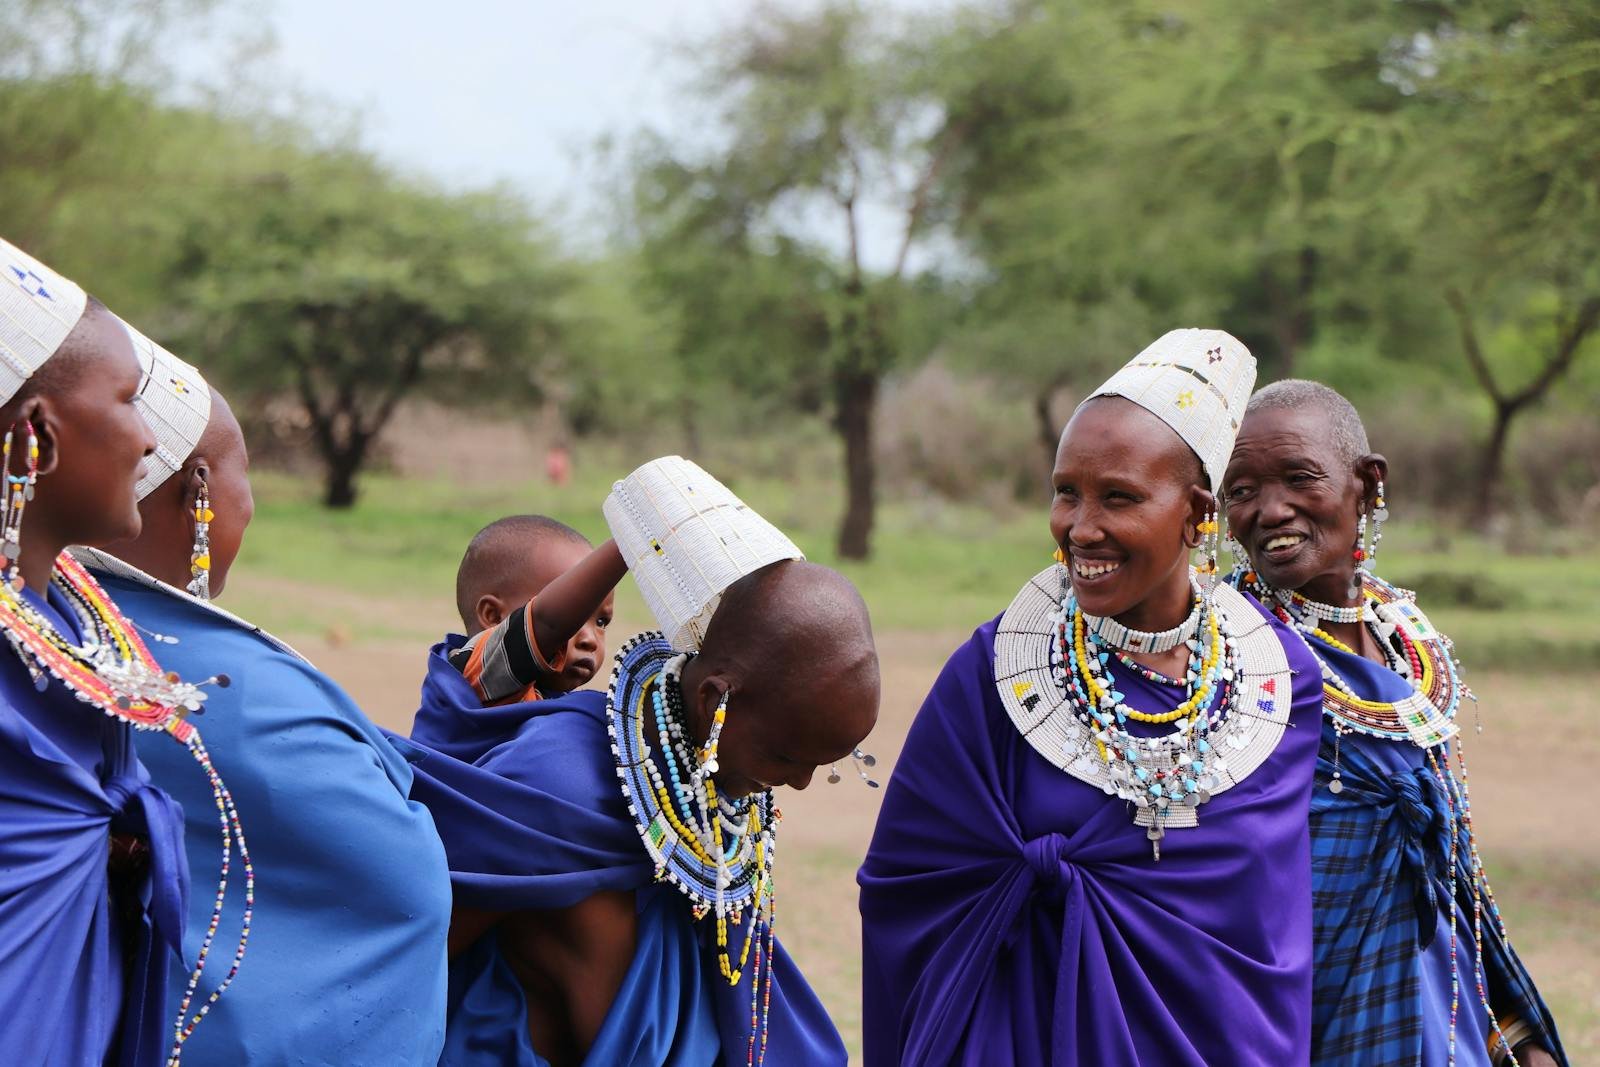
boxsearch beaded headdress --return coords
[1082,327,1256,492]
[0,237,89,405]
[604,455,804,650]
[122,318,212,500]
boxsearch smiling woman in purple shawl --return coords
[858,329,1324,1066]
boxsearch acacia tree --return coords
[1411,2,1600,514]
[175,151,568,507]
[930,0,1457,426]
[0,0,226,259]
[629,2,970,559]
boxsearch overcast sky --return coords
[187,0,957,262]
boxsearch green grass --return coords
[228,465,1600,670]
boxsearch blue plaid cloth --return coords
[1309,729,1567,1067]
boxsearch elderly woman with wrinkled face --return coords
[859,330,1325,1066]
[1224,379,1566,1067]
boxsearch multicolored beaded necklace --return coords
[995,565,1294,862]
[1238,568,1523,1067]
[0,552,250,1066]
[607,633,777,1067]
[1055,575,1240,858]
[1239,570,1464,777]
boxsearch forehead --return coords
[1232,404,1340,465]
[1055,397,1189,478]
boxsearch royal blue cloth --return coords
[411,635,553,763]
[1307,637,1567,1067]
[394,639,848,1066]
[97,573,454,1067]
[857,603,1324,1067]
[0,581,188,1067]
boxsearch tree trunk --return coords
[1263,247,1318,377]
[834,366,879,561]
[322,446,364,509]
[1034,388,1060,470]
[1476,399,1516,517]
[313,419,373,510]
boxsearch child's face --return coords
[477,538,612,693]
[551,587,614,693]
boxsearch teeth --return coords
[1265,535,1304,551]
[1074,560,1121,578]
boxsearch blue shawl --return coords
[0,581,187,1067]
[394,637,847,1066]
[97,570,454,1067]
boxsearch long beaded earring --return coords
[1194,509,1221,593]
[1348,479,1387,600]
[1366,479,1387,572]
[1,422,40,593]
[696,688,729,781]
[188,479,213,601]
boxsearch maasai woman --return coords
[80,337,453,1066]
[0,237,243,1066]
[1223,379,1566,1067]
[858,329,1325,1066]
[398,459,878,1067]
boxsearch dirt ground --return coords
[303,624,1600,1060]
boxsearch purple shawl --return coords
[858,605,1323,1066]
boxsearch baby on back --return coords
[411,514,626,760]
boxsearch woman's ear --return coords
[1355,453,1388,510]
[1184,485,1215,548]
[17,398,57,478]
[183,460,210,510]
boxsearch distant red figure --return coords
[545,443,571,487]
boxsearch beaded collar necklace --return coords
[1238,569,1463,760]
[995,565,1293,860]
[1285,588,1367,625]
[607,632,777,1067]
[0,552,250,1064]
[1083,577,1203,654]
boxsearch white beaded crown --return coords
[122,318,212,500]
[0,237,89,406]
[1084,328,1256,492]
[604,455,805,650]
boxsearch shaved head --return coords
[456,515,591,631]
[699,559,878,691]
[1076,395,1206,491]
[683,560,881,797]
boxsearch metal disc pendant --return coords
[1327,777,1344,794]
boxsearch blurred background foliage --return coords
[4,0,1600,557]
